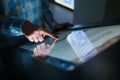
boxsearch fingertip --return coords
[53,35,59,40]
[55,38,59,41]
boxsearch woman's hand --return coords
[22,21,59,42]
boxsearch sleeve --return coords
[42,0,58,31]
[0,15,27,36]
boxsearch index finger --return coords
[44,30,59,40]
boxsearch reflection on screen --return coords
[33,40,57,57]
[67,30,98,62]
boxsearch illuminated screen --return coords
[20,24,120,71]
[54,0,74,10]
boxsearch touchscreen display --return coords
[20,24,120,71]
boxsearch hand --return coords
[22,21,59,42]
[33,40,57,57]
[54,22,73,32]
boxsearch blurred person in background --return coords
[0,0,71,42]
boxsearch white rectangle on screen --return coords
[67,30,97,62]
